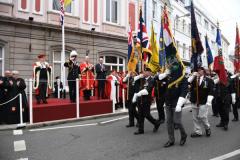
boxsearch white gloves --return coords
[123,73,130,82]
[188,72,198,83]
[206,95,214,106]
[175,97,186,112]
[132,93,137,103]
[158,69,170,80]
[232,93,236,105]
[136,89,149,97]
[213,77,219,84]
[134,74,144,82]
[230,73,240,79]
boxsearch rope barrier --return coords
[0,94,20,106]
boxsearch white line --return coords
[29,123,98,132]
[17,158,28,160]
[13,130,23,135]
[14,140,26,152]
[209,149,240,160]
[99,116,129,124]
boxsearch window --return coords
[129,2,136,31]
[204,19,209,30]
[18,0,29,12]
[188,24,191,35]
[106,0,119,24]
[176,41,179,49]
[33,0,43,14]
[84,0,89,22]
[53,0,72,13]
[195,12,201,24]
[211,25,215,34]
[0,47,4,76]
[93,0,98,24]
[182,19,186,32]
[176,15,179,30]
[152,0,157,19]
[183,43,186,59]
[103,55,125,72]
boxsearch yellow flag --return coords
[147,22,160,74]
[64,0,72,7]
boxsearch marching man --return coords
[33,54,52,104]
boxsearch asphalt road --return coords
[0,105,240,160]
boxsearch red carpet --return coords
[32,97,113,123]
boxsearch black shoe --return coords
[205,128,211,137]
[164,141,175,148]
[134,131,144,135]
[190,132,202,138]
[43,100,48,104]
[232,118,239,122]
[126,124,134,128]
[153,121,161,133]
[216,123,224,127]
[223,125,228,131]
[180,134,187,146]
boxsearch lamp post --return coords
[174,13,190,36]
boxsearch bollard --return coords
[76,79,80,118]
[122,89,126,111]
[57,78,60,99]
[17,93,26,128]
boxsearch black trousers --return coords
[98,80,105,99]
[156,97,165,121]
[232,98,239,120]
[217,97,231,126]
[126,100,138,125]
[36,81,47,102]
[68,80,76,102]
[137,101,157,132]
[212,98,219,116]
[83,89,91,100]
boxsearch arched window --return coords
[102,55,126,74]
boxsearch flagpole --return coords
[61,4,66,91]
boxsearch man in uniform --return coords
[33,54,52,104]
[188,67,214,137]
[156,67,188,147]
[80,53,95,100]
[154,71,167,123]
[123,71,139,127]
[214,70,235,130]
[64,50,80,103]
[132,67,160,135]
[95,57,107,99]
[230,73,239,121]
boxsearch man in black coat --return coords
[64,50,80,103]
[95,57,107,99]
[123,71,139,127]
[132,68,160,135]
[214,71,235,130]
[188,67,214,137]
[157,68,188,147]
[230,73,239,121]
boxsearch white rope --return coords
[0,94,20,106]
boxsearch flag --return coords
[162,5,185,88]
[147,22,160,74]
[159,16,166,72]
[190,1,204,71]
[205,35,213,68]
[64,0,72,7]
[60,0,64,26]
[213,24,228,85]
[234,23,240,73]
[127,25,138,72]
[136,9,152,65]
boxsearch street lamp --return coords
[174,13,190,36]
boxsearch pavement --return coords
[0,104,240,160]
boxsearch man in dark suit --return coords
[64,50,80,103]
[188,67,214,137]
[95,57,107,99]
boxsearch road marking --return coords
[13,130,23,135]
[16,158,28,160]
[14,140,26,152]
[29,123,98,132]
[209,149,240,160]
[99,116,129,124]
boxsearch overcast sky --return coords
[195,0,240,54]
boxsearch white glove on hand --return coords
[175,97,186,112]
[136,89,149,97]
[134,74,144,82]
[206,95,214,106]
[132,93,138,103]
[213,77,219,84]
[158,69,170,80]
[188,72,198,83]
[230,73,240,79]
[123,74,130,82]
[232,93,236,105]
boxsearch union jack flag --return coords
[60,0,64,26]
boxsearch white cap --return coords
[12,70,19,75]
[70,50,78,57]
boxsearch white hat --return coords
[12,70,19,75]
[70,50,78,57]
